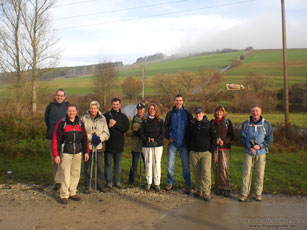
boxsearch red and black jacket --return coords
[52,115,89,157]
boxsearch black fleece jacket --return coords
[104,109,129,153]
[139,117,165,147]
[186,116,216,153]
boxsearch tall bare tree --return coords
[93,62,118,108]
[0,0,27,113]
[22,0,59,112]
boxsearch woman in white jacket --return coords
[82,101,109,193]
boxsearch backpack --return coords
[244,118,266,135]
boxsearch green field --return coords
[1,49,306,97]
[204,113,307,128]
[225,49,307,88]
[119,51,245,78]
[0,51,246,97]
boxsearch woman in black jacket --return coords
[210,105,234,197]
[139,103,165,192]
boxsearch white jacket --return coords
[81,111,110,151]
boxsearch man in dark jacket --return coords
[164,95,193,193]
[186,107,216,201]
[44,88,69,190]
[128,103,145,185]
[104,98,129,189]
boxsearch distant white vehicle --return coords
[226,84,245,90]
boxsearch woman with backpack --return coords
[211,105,234,197]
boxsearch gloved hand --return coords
[146,141,157,147]
[91,134,101,147]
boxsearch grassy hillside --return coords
[224,49,307,89]
[0,49,306,97]
[119,51,245,78]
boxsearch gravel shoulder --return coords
[0,184,191,230]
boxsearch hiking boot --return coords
[154,185,160,192]
[193,190,200,197]
[202,195,211,202]
[165,184,173,191]
[145,184,151,191]
[53,183,61,191]
[239,195,248,202]
[69,195,81,201]
[98,187,106,193]
[223,190,230,197]
[115,183,122,189]
[255,195,262,202]
[107,183,113,189]
[184,187,191,195]
[83,188,90,194]
[215,189,222,196]
[60,198,68,204]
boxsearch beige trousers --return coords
[48,140,62,184]
[190,151,212,197]
[241,153,266,196]
[142,146,163,185]
[60,153,82,199]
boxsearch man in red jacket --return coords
[53,104,89,204]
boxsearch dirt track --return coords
[1,184,306,230]
[0,184,190,230]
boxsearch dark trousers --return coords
[84,151,103,189]
[128,151,145,184]
[104,152,122,185]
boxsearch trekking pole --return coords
[89,150,94,191]
[247,154,255,200]
[94,146,98,191]
[221,149,230,189]
[138,139,142,187]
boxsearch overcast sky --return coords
[50,0,307,66]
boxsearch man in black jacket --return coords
[186,107,216,201]
[104,98,129,189]
[44,88,69,191]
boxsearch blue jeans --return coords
[104,152,122,185]
[167,142,191,187]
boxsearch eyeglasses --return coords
[56,94,65,97]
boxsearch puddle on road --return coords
[156,195,307,230]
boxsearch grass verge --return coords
[1,137,306,196]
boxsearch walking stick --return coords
[138,139,142,187]
[89,150,94,190]
[247,154,255,199]
[94,146,98,191]
[221,149,230,189]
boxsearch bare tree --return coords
[93,62,118,108]
[0,0,27,113]
[121,76,142,103]
[22,0,59,112]
[0,0,59,113]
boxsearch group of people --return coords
[44,89,273,204]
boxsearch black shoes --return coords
[184,187,191,195]
[60,198,68,204]
[223,190,230,197]
[53,183,61,191]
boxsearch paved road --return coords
[156,194,307,230]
